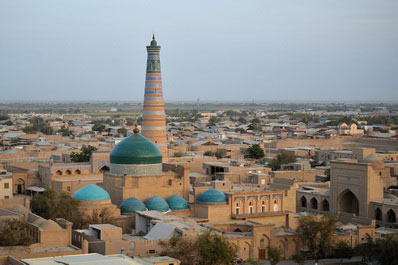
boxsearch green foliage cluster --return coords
[70,145,97,162]
[208,116,219,126]
[0,219,33,246]
[296,215,339,259]
[267,152,297,170]
[30,189,80,221]
[173,151,184,157]
[203,150,215,157]
[161,231,237,265]
[23,117,52,135]
[92,120,106,132]
[291,252,305,265]
[354,235,398,265]
[0,114,10,121]
[267,246,282,265]
[59,127,71,136]
[204,150,226,159]
[117,127,128,137]
[247,144,265,159]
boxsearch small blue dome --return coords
[197,189,226,203]
[120,197,146,214]
[167,195,188,210]
[145,196,169,212]
[73,184,110,201]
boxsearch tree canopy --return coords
[161,231,237,265]
[0,218,33,246]
[247,144,265,159]
[70,145,97,162]
[267,151,297,171]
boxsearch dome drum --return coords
[110,163,162,176]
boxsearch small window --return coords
[67,186,71,192]
[4,183,9,189]
[4,196,9,199]
[149,250,156,254]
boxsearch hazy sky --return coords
[1,0,397,102]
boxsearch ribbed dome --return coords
[73,184,110,201]
[110,133,162,165]
[120,197,147,214]
[167,195,188,210]
[197,189,226,203]
[145,196,169,212]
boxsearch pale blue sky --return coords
[0,0,397,102]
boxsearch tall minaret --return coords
[142,35,168,162]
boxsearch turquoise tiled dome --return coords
[73,184,110,201]
[167,195,188,210]
[145,196,169,212]
[110,133,162,165]
[197,189,226,203]
[120,197,146,214]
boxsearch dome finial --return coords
[133,125,140,134]
[152,33,155,40]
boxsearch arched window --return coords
[168,179,172,186]
[75,169,81,175]
[56,170,62,176]
[300,196,307,208]
[338,190,359,215]
[321,199,329,211]
[387,209,396,223]
[66,170,72,175]
[310,198,318,210]
[375,208,382,221]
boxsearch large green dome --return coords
[110,133,162,165]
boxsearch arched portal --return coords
[310,198,318,210]
[338,190,359,215]
[321,199,329,211]
[300,196,307,208]
[375,208,382,221]
[387,209,396,223]
[100,165,110,173]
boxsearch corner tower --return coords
[142,35,168,162]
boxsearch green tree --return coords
[204,150,215,157]
[267,246,282,265]
[291,252,305,265]
[0,218,33,246]
[247,144,265,159]
[59,127,71,136]
[197,231,237,265]
[117,127,128,137]
[31,189,80,221]
[92,121,106,132]
[333,241,353,264]
[208,116,219,126]
[23,117,52,135]
[267,152,297,171]
[296,215,339,259]
[173,151,184,157]
[160,231,236,265]
[378,235,398,265]
[354,237,378,262]
[215,150,226,159]
[238,116,247,124]
[70,145,97,162]
[0,114,10,121]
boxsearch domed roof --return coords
[197,189,226,203]
[73,184,110,201]
[150,34,158,46]
[145,196,169,212]
[120,197,146,214]
[363,153,382,162]
[39,220,62,231]
[110,132,162,165]
[167,195,188,210]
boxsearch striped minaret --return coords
[142,35,168,162]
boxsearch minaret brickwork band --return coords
[142,35,168,162]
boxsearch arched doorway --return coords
[310,198,318,210]
[300,196,307,208]
[338,190,359,215]
[100,165,110,173]
[387,209,396,223]
[375,208,382,221]
[16,178,25,194]
[321,199,329,211]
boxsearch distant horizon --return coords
[1,0,397,101]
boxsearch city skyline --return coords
[0,0,397,102]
